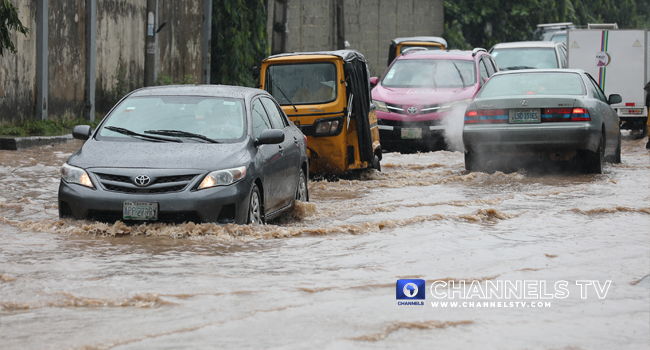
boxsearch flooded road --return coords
[1,136,648,349]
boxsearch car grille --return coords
[87,210,203,224]
[385,103,441,115]
[378,119,443,127]
[94,173,199,194]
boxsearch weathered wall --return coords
[0,1,37,125]
[265,0,444,78]
[0,0,205,125]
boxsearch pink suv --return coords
[370,48,499,151]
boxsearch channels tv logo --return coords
[396,279,425,307]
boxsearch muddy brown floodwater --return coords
[1,135,648,349]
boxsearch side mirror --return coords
[255,129,284,146]
[608,94,622,105]
[369,77,378,88]
[72,125,92,140]
[252,66,260,80]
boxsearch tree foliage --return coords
[211,0,268,87]
[443,0,646,50]
[0,0,29,56]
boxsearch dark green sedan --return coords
[462,69,621,174]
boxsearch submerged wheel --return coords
[464,150,478,172]
[583,133,604,174]
[295,170,308,202]
[247,185,263,224]
[372,154,381,172]
[614,131,622,163]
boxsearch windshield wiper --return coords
[104,126,182,143]
[501,66,537,71]
[269,72,298,112]
[452,62,466,88]
[144,129,219,143]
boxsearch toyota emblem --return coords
[407,107,418,114]
[520,100,529,106]
[134,175,151,186]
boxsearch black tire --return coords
[614,131,621,163]
[583,133,604,174]
[372,154,381,172]
[247,184,263,224]
[295,170,309,202]
[464,150,478,172]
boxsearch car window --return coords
[98,96,245,141]
[585,74,607,102]
[558,47,567,68]
[490,48,559,70]
[483,57,496,76]
[382,59,476,88]
[479,72,585,98]
[479,59,490,81]
[261,97,287,129]
[251,99,273,139]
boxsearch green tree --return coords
[0,0,29,56]
[211,0,268,87]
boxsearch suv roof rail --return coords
[472,48,487,56]
[537,22,574,28]
[401,47,429,55]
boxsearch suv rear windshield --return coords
[265,62,337,105]
[478,72,585,98]
[381,59,476,88]
[490,48,558,70]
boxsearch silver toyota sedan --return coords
[462,69,621,174]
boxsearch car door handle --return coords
[293,136,299,144]
[278,145,284,154]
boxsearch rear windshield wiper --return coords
[144,129,219,143]
[501,66,537,71]
[104,126,182,142]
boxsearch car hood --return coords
[67,138,249,171]
[372,85,478,105]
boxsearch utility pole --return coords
[36,0,48,120]
[85,0,96,121]
[271,0,288,54]
[144,0,157,86]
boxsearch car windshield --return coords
[491,47,558,69]
[98,96,245,141]
[478,72,585,98]
[381,59,476,88]
[265,62,337,105]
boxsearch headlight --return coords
[198,166,246,189]
[372,100,390,113]
[439,99,473,113]
[313,117,343,136]
[61,163,94,188]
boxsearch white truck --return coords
[567,27,649,138]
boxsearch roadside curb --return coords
[0,134,73,151]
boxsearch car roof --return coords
[491,41,564,49]
[491,68,584,76]
[128,84,266,99]
[397,49,482,60]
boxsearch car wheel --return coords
[295,170,308,202]
[583,133,604,174]
[372,154,381,172]
[247,185,263,224]
[464,150,478,172]
[614,131,621,163]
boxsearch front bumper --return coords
[463,123,600,155]
[58,178,251,224]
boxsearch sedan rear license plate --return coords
[510,109,541,123]
[401,128,422,139]
[123,201,158,220]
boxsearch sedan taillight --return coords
[464,109,508,124]
[542,108,590,122]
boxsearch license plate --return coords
[123,201,158,220]
[509,109,540,123]
[401,128,422,139]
